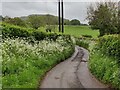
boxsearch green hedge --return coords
[75,38,89,50]
[89,35,120,89]
[96,35,120,63]
[2,23,32,38]
[1,23,62,41]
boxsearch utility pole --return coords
[61,0,64,33]
[58,0,61,32]
[58,0,64,33]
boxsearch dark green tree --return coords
[118,1,120,33]
[0,15,3,21]
[27,15,44,29]
[70,19,80,25]
[87,2,118,36]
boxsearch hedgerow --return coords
[96,35,120,64]
[89,35,120,89]
[1,23,62,41]
[1,23,76,88]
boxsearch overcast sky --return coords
[1,0,119,24]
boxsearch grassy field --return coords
[39,25,99,38]
[64,26,99,38]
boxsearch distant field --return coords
[63,26,99,38]
[40,25,99,38]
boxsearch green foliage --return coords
[4,17,26,27]
[2,36,74,88]
[0,15,3,21]
[39,25,99,38]
[45,25,56,33]
[3,14,70,28]
[87,2,119,36]
[47,33,58,41]
[32,31,47,40]
[44,14,58,25]
[89,51,120,89]
[96,35,120,63]
[75,38,89,49]
[70,19,80,25]
[2,23,74,88]
[89,35,120,89]
[82,35,92,38]
[27,15,44,29]
[1,23,62,41]
[2,23,32,38]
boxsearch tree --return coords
[70,19,80,25]
[0,15,3,21]
[118,1,120,33]
[27,15,44,29]
[4,17,26,27]
[64,19,70,25]
[12,17,26,27]
[87,1,118,36]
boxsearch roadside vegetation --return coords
[1,23,88,88]
[89,35,120,89]
[87,1,120,89]
[2,37,74,88]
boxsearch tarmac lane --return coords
[40,46,109,89]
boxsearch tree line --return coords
[1,14,82,30]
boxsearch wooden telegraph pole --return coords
[58,0,61,32]
[61,0,64,33]
[58,0,64,33]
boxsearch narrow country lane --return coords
[40,46,109,89]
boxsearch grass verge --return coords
[89,51,120,89]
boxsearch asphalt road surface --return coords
[40,46,108,89]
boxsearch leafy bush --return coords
[47,33,58,41]
[96,35,120,63]
[2,23,32,38]
[32,31,47,40]
[1,23,63,41]
[75,38,89,49]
